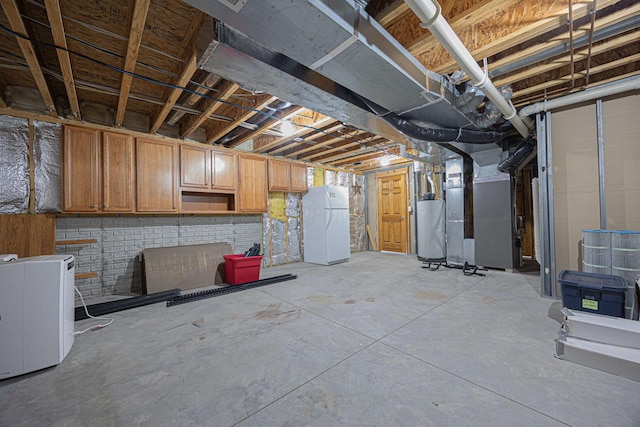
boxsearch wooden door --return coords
[212,151,236,190]
[516,165,535,257]
[180,145,209,189]
[290,163,308,192]
[238,155,267,212]
[63,126,100,212]
[136,139,177,212]
[377,168,408,253]
[268,159,290,190]
[103,132,134,212]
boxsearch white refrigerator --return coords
[302,185,350,265]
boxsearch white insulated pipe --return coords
[519,75,640,118]
[404,0,532,138]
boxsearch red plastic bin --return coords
[223,254,262,285]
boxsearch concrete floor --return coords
[1,252,639,426]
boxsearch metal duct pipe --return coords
[519,75,640,118]
[404,0,533,136]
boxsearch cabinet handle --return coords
[104,204,109,209]
[91,204,97,209]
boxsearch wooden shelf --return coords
[55,239,98,245]
[180,191,236,213]
[75,272,98,279]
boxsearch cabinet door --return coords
[103,132,134,212]
[136,139,177,212]
[238,155,267,212]
[268,159,290,191]
[180,145,209,188]
[212,151,236,190]
[290,163,308,192]
[63,126,100,212]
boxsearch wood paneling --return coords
[136,138,177,212]
[237,155,267,212]
[63,126,100,212]
[0,214,55,258]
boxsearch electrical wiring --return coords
[0,22,397,156]
[73,286,113,335]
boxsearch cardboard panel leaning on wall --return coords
[0,116,29,213]
[551,103,600,277]
[603,93,640,231]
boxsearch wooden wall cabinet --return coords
[178,145,237,213]
[268,159,308,192]
[63,126,134,213]
[136,138,178,212]
[290,163,308,192]
[238,155,268,212]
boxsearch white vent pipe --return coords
[519,75,640,117]
[404,0,533,137]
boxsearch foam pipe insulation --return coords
[0,116,30,213]
[33,121,62,213]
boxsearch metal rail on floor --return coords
[166,274,298,307]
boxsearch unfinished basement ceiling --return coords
[0,0,638,171]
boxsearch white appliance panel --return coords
[303,185,350,265]
[0,262,25,377]
[0,255,75,380]
[326,207,350,264]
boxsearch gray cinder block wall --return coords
[56,215,263,299]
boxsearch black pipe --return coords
[75,289,181,321]
[497,137,536,173]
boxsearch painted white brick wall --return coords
[56,215,264,300]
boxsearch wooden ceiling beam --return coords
[376,1,409,27]
[295,131,367,160]
[425,0,620,74]
[309,136,389,162]
[407,0,520,56]
[328,150,387,166]
[226,105,306,148]
[206,95,276,143]
[180,80,239,138]
[254,115,334,153]
[114,0,150,127]
[327,143,396,166]
[151,11,204,133]
[44,0,80,120]
[269,122,343,155]
[1,0,56,116]
[487,3,640,75]
[513,53,640,100]
[494,30,640,89]
[150,54,198,133]
[305,142,364,162]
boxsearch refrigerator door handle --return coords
[326,207,332,230]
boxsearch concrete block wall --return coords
[56,215,263,300]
